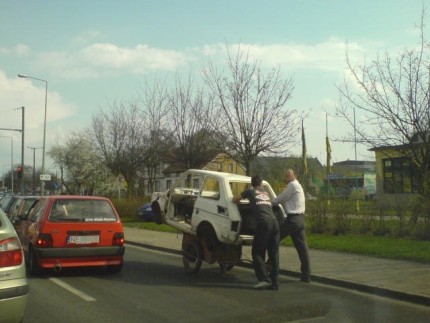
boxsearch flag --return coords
[326,135,331,174]
[302,119,308,176]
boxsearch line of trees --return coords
[47,46,301,197]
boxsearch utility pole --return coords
[28,146,42,194]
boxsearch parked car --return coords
[305,192,318,201]
[8,195,38,219]
[136,202,155,222]
[0,208,29,323]
[0,193,17,217]
[15,195,125,275]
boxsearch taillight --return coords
[112,232,124,246]
[35,233,53,248]
[0,237,23,267]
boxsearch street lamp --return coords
[28,146,43,194]
[18,74,48,196]
[0,135,14,193]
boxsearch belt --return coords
[287,213,304,216]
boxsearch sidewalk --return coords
[124,227,430,306]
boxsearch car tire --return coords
[182,240,203,274]
[198,224,220,253]
[28,248,42,276]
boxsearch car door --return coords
[193,175,234,242]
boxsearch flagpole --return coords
[354,107,359,212]
[302,118,308,177]
[326,113,331,204]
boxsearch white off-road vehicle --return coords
[151,169,284,273]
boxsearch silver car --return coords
[0,208,29,323]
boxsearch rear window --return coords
[48,199,117,222]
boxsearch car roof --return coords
[187,169,272,185]
[42,195,111,201]
[187,169,251,181]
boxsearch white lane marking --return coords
[49,278,96,302]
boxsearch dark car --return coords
[8,196,38,219]
[0,194,17,217]
[137,203,155,221]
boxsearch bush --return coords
[330,200,353,235]
[307,200,329,233]
[112,198,150,219]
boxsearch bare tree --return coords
[337,9,430,195]
[138,78,172,193]
[203,45,300,175]
[91,100,146,198]
[168,74,223,169]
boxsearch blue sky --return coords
[0,0,427,177]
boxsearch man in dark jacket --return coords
[233,175,280,290]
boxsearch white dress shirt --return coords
[272,179,305,214]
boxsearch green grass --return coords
[281,233,430,264]
[122,217,430,264]
[122,217,179,233]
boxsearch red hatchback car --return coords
[16,195,125,275]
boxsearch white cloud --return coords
[0,44,30,56]
[0,70,76,162]
[195,38,371,72]
[5,38,383,81]
[80,43,192,72]
[35,51,100,79]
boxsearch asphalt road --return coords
[22,244,430,323]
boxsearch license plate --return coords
[67,235,99,244]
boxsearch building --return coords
[326,160,376,199]
[370,145,420,195]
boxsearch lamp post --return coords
[0,135,13,193]
[18,74,48,196]
[27,146,42,194]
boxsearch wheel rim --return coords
[183,241,202,273]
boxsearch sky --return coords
[0,0,428,177]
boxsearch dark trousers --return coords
[280,214,311,280]
[252,216,280,286]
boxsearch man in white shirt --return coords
[272,169,311,283]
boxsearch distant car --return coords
[305,193,318,201]
[137,203,155,221]
[15,195,125,275]
[8,196,38,219]
[0,194,17,217]
[0,208,29,323]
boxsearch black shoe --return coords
[300,277,310,283]
[270,284,279,290]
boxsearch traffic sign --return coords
[40,174,51,181]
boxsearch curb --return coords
[125,241,430,307]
